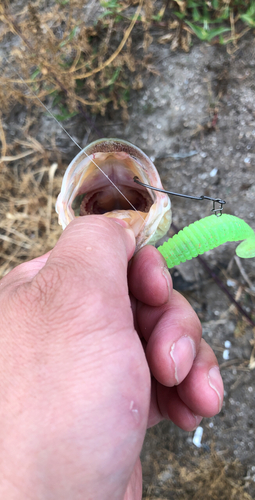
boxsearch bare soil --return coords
[1,4,255,499]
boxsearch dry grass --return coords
[174,453,252,500]
[0,0,153,119]
[142,431,254,500]
[0,160,62,277]
[0,0,166,277]
[0,0,254,124]
[0,99,64,278]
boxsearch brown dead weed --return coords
[0,160,62,276]
[0,0,153,119]
[0,0,171,278]
[142,433,254,500]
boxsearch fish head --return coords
[56,138,171,249]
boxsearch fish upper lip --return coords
[77,162,154,215]
[76,157,155,201]
[78,175,152,196]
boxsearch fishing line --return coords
[2,57,145,222]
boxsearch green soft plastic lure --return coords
[158,214,255,269]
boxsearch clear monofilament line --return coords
[4,59,145,222]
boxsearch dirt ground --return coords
[1,3,255,499]
[133,34,255,500]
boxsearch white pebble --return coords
[210,167,218,177]
[223,349,230,360]
[227,279,236,287]
[193,426,203,448]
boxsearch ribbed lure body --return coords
[158,214,255,269]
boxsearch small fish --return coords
[56,138,172,250]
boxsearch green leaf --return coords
[185,21,208,40]
[100,0,117,7]
[219,34,225,45]
[152,12,164,22]
[121,88,130,102]
[106,67,121,86]
[99,0,121,18]
[241,3,255,27]
[220,6,230,20]
[68,27,78,41]
[53,104,78,121]
[52,94,62,106]
[212,0,219,8]
[174,11,185,20]
[99,9,114,18]
[185,20,230,41]
[59,27,78,47]
[187,0,202,7]
[240,14,255,27]
[192,7,200,22]
[54,112,78,122]
[206,26,231,42]
[31,68,40,80]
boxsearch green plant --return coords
[173,0,255,44]
[99,0,125,22]
[53,104,78,122]
[240,2,255,27]
[184,21,230,42]
[1,0,255,123]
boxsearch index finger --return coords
[128,245,172,307]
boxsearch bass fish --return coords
[56,138,172,250]
[56,138,255,267]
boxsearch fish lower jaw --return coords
[78,185,151,239]
[102,210,146,238]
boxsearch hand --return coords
[0,216,223,500]
[129,244,223,430]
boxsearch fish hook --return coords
[133,176,226,216]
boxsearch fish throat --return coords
[73,154,153,220]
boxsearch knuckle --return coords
[1,263,87,346]
[32,264,63,304]
[11,264,66,321]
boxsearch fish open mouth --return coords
[56,138,171,248]
[72,153,154,219]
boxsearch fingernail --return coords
[191,413,203,430]
[170,336,196,385]
[161,265,172,302]
[208,366,223,412]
